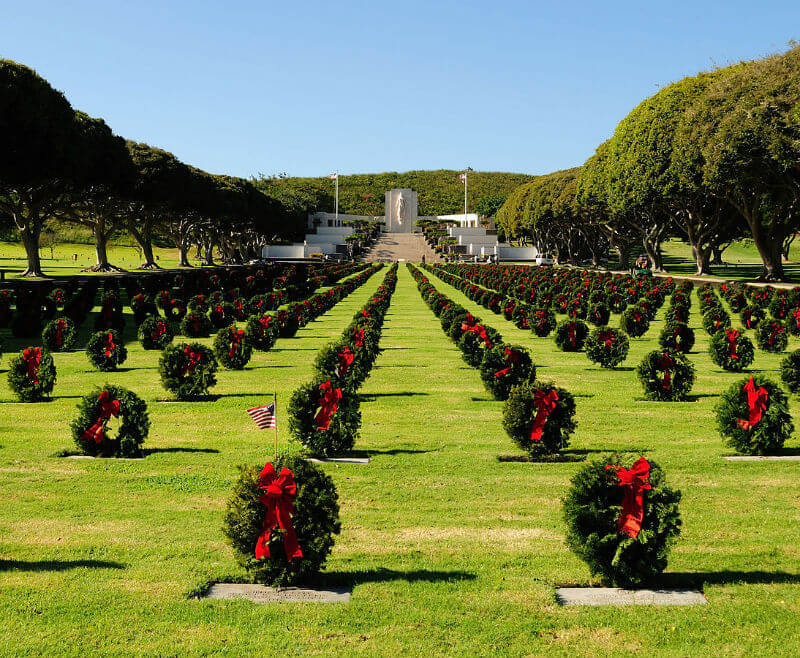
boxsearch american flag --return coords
[329,173,338,180]
[459,173,467,181]
[247,402,276,430]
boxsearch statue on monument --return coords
[396,192,406,226]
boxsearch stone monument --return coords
[384,188,417,233]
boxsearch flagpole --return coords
[335,173,339,225]
[273,391,278,460]
[463,171,468,223]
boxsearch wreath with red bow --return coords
[213,325,253,369]
[180,311,212,338]
[740,304,765,330]
[587,302,610,327]
[619,305,650,338]
[780,349,800,394]
[756,319,789,353]
[159,342,218,400]
[530,308,557,337]
[585,326,630,368]
[287,379,361,457]
[636,349,695,401]
[479,344,535,401]
[187,294,209,313]
[207,302,235,330]
[222,454,340,586]
[502,381,576,456]
[708,328,755,371]
[716,375,793,455]
[7,347,57,402]
[70,385,150,457]
[42,317,78,352]
[658,322,695,354]
[563,455,682,587]
[86,329,127,371]
[554,319,589,352]
[138,316,175,350]
[701,307,731,336]
[313,340,364,391]
[245,313,278,351]
[457,323,502,368]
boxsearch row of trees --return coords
[496,45,800,280]
[0,60,292,276]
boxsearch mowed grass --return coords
[0,265,799,655]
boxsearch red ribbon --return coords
[568,324,576,347]
[529,389,559,441]
[314,380,342,430]
[151,321,167,341]
[737,377,768,431]
[606,457,651,538]
[80,390,120,445]
[494,347,519,378]
[794,307,800,331]
[354,328,365,347]
[103,332,115,358]
[254,463,303,562]
[55,319,66,348]
[337,347,354,378]
[464,324,492,348]
[725,328,739,360]
[228,329,245,359]
[361,309,371,318]
[768,323,784,346]
[182,346,202,376]
[22,347,42,384]
[657,352,675,389]
[597,330,614,348]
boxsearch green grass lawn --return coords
[2,265,800,656]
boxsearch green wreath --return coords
[585,327,630,368]
[530,308,557,337]
[716,375,793,455]
[314,340,365,392]
[554,319,589,352]
[620,306,650,338]
[222,454,340,586]
[42,317,78,352]
[658,322,695,353]
[478,344,535,401]
[502,381,576,456]
[708,328,755,371]
[636,349,695,401]
[756,320,789,352]
[70,385,150,457]
[245,313,278,351]
[701,308,731,335]
[740,305,765,330]
[587,303,610,326]
[7,347,56,401]
[159,343,218,400]
[86,329,127,371]
[138,316,175,350]
[563,455,682,587]
[213,326,253,369]
[457,324,501,368]
[288,378,361,457]
[779,350,800,394]
[181,311,213,338]
[208,302,235,330]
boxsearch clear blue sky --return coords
[2,1,797,179]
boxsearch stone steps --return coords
[362,233,442,263]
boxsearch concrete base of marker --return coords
[204,583,351,603]
[556,587,706,606]
[724,454,800,461]
[308,456,370,464]
[64,454,141,460]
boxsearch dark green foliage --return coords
[740,305,765,330]
[530,308,557,337]
[709,329,755,371]
[563,456,682,587]
[138,316,174,350]
[86,329,127,371]
[620,306,650,338]
[7,347,56,401]
[636,349,695,401]
[587,303,610,326]
[213,326,252,370]
[41,317,78,352]
[314,340,363,392]
[245,313,278,351]
[756,320,789,352]
[457,324,501,367]
[70,385,149,457]
[208,302,235,330]
[716,375,793,455]
[180,311,213,338]
[222,454,340,586]
[478,344,535,401]
[288,379,361,457]
[159,342,218,400]
[658,322,695,353]
[585,327,630,368]
[554,319,589,351]
[502,381,576,456]
[780,350,800,394]
[701,307,731,335]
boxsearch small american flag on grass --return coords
[247,402,276,430]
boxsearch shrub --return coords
[70,385,149,457]
[502,381,576,457]
[563,455,681,587]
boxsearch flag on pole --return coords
[329,173,338,180]
[247,402,276,429]
[459,173,467,181]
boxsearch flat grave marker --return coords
[555,587,707,606]
[204,583,351,604]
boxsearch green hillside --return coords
[254,170,535,220]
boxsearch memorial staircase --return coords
[362,232,442,263]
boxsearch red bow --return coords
[606,457,651,538]
[314,380,342,430]
[228,329,245,359]
[55,319,66,348]
[22,347,42,384]
[567,324,577,347]
[354,328,365,348]
[725,328,739,360]
[182,346,203,376]
[258,316,272,333]
[361,309,371,318]
[494,347,519,378]
[768,323,784,346]
[737,377,768,431]
[103,332,115,358]
[529,389,559,441]
[597,330,614,348]
[337,347,354,378]
[151,322,167,341]
[657,352,675,388]
[465,324,492,347]
[80,390,120,445]
[793,307,800,330]
[254,463,303,562]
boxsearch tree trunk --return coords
[84,229,123,272]
[747,213,785,280]
[129,225,160,269]
[179,241,192,267]
[695,247,711,275]
[710,246,725,265]
[19,223,45,277]
[642,238,663,272]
